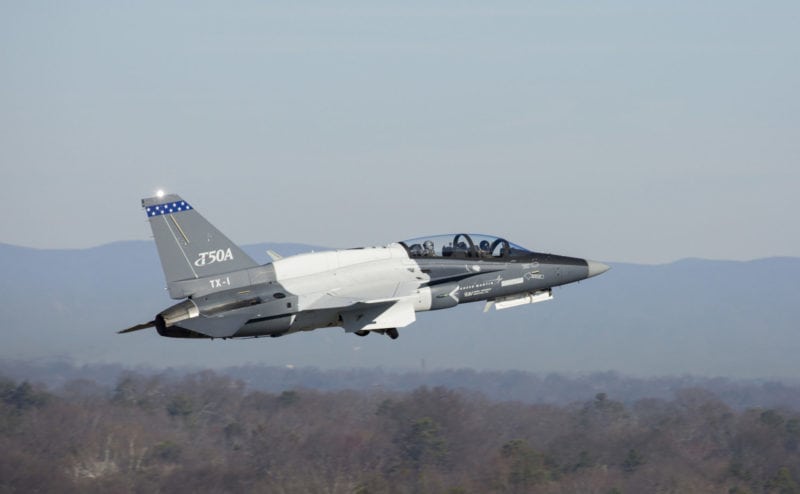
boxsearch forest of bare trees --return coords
[2,370,800,493]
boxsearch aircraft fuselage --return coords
[121,194,609,341]
[155,242,605,339]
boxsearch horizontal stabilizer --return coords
[175,313,252,338]
[117,320,155,334]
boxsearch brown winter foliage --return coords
[1,371,800,494]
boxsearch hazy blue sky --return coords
[2,2,798,263]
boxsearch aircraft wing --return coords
[339,300,416,332]
[302,280,420,332]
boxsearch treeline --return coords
[3,359,800,410]
[2,371,800,493]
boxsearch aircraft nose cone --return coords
[586,260,611,278]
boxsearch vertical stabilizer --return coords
[142,194,258,293]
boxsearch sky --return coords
[1,1,798,264]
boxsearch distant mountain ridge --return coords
[1,241,798,378]
[4,359,800,411]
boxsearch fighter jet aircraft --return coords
[120,193,609,340]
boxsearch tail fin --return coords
[142,194,258,291]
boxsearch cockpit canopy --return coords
[400,233,533,260]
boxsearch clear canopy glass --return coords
[400,233,532,259]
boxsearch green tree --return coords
[767,467,800,494]
[574,450,594,471]
[3,382,48,410]
[278,390,299,406]
[399,417,448,469]
[500,439,550,490]
[146,441,182,464]
[761,410,785,429]
[622,449,645,473]
[166,394,193,417]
